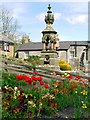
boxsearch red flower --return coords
[29,72,32,74]
[58,81,63,85]
[33,82,36,85]
[40,81,44,85]
[45,84,49,89]
[76,76,81,80]
[18,95,23,101]
[31,76,36,80]
[24,76,32,84]
[88,78,90,82]
[7,95,12,100]
[37,76,43,81]
[19,88,25,94]
[16,75,23,81]
[68,75,73,79]
[2,88,7,93]
[34,71,38,74]
[8,89,13,93]
[23,75,28,79]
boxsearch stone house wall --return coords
[0,44,14,57]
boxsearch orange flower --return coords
[5,106,10,110]
[4,101,9,105]
[13,108,20,113]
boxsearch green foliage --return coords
[2,72,90,119]
[2,72,26,88]
[24,56,40,66]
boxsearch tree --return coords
[0,7,20,40]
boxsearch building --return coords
[17,40,88,64]
[0,33,14,57]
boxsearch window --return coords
[25,51,29,59]
[0,43,2,48]
[4,43,9,51]
[70,51,74,58]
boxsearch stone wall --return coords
[18,51,41,59]
[0,45,14,57]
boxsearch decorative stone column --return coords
[51,42,53,50]
[53,42,56,50]
[42,42,46,51]
[66,50,68,63]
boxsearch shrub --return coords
[58,60,66,65]
[60,63,71,70]
[59,60,72,71]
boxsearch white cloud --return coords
[54,13,61,20]
[36,13,46,21]
[12,7,27,19]
[65,15,88,24]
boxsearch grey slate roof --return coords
[18,41,88,51]
[0,33,14,44]
[18,42,42,51]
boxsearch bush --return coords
[59,60,72,71]
[58,60,66,65]
[60,63,71,70]
[24,56,40,66]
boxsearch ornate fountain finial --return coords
[48,4,51,11]
[45,4,54,25]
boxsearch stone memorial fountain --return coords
[40,4,60,71]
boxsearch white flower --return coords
[28,101,34,105]
[28,101,36,107]
[14,95,17,99]
[5,85,8,89]
[49,95,55,99]
[25,94,28,98]
[17,91,20,95]
[14,87,17,91]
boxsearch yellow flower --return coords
[28,101,36,107]
[80,90,87,95]
[82,103,87,109]
[75,91,77,94]
[81,101,84,103]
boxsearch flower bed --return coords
[2,71,90,119]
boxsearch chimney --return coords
[22,35,30,44]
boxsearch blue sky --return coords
[1,2,88,42]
